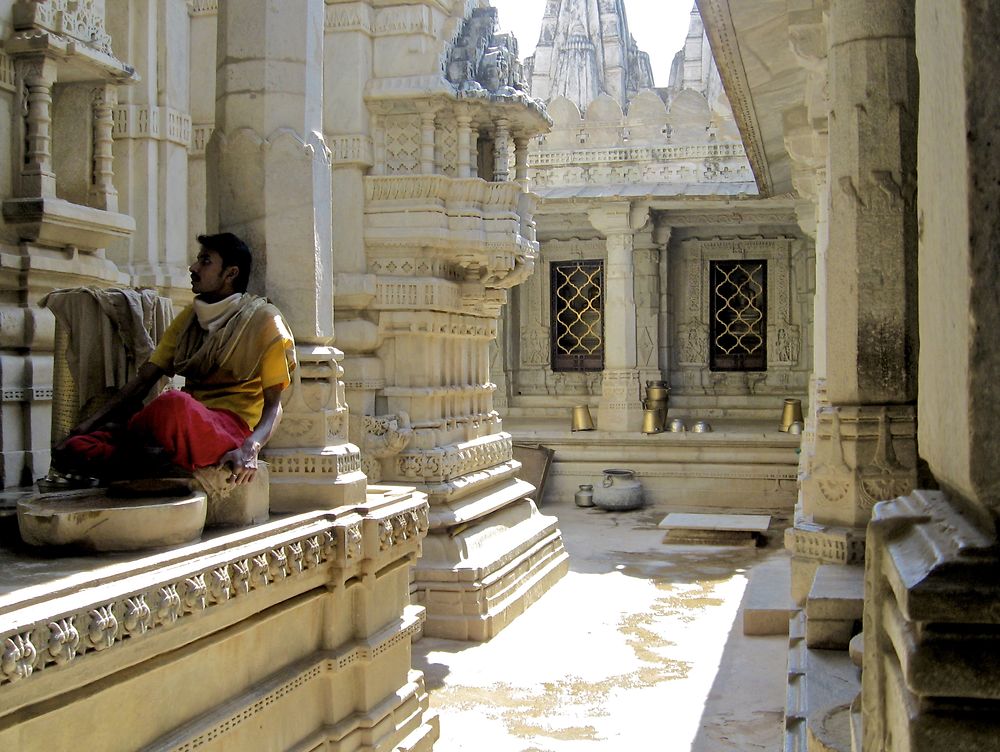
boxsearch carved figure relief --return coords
[521,326,548,365]
[679,324,708,365]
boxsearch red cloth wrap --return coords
[63,390,251,472]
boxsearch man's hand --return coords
[220,439,262,486]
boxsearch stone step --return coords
[785,612,861,752]
[805,564,864,649]
[743,550,799,635]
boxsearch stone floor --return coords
[413,497,789,751]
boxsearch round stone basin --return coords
[18,488,207,552]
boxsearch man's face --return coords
[189,248,236,299]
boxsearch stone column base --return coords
[801,404,917,528]
[265,444,368,512]
[413,490,569,641]
[597,369,643,432]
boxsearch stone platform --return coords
[505,418,800,512]
[0,487,439,752]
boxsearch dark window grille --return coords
[551,260,604,371]
[710,260,767,371]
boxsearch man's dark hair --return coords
[197,232,252,293]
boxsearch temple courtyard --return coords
[415,498,799,751]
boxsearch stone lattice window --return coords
[710,259,767,371]
[551,260,604,371]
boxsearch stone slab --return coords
[663,529,758,546]
[660,512,770,546]
[658,512,772,532]
[742,551,798,636]
[17,489,207,552]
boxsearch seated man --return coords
[53,233,296,486]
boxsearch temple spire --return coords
[526,0,654,112]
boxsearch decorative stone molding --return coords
[329,134,373,167]
[665,208,799,227]
[156,607,426,752]
[0,52,15,92]
[1,386,53,402]
[530,143,747,168]
[112,105,192,147]
[324,2,374,35]
[0,523,336,686]
[12,0,114,56]
[374,5,434,37]
[186,0,217,16]
[784,522,866,566]
[188,123,213,156]
[697,0,773,195]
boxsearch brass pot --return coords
[779,398,804,432]
[646,385,669,403]
[641,408,665,434]
[571,404,595,431]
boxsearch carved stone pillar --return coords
[17,56,58,198]
[493,118,510,182]
[589,203,645,432]
[88,83,117,212]
[419,109,435,175]
[211,0,365,510]
[634,246,661,389]
[654,220,672,379]
[792,0,918,566]
[456,112,473,179]
[513,136,529,184]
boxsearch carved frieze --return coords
[13,0,114,55]
[329,134,374,167]
[324,2,373,35]
[113,104,192,147]
[394,433,513,482]
[374,5,435,37]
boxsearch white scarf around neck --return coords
[193,292,244,335]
